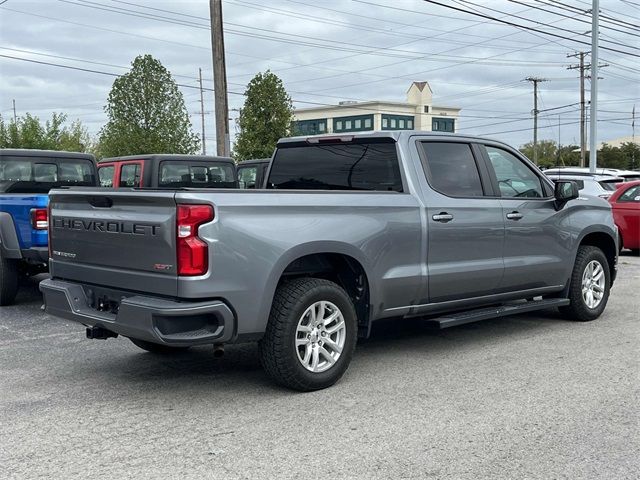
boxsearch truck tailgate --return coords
[49,189,179,296]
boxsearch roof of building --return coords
[409,81,432,93]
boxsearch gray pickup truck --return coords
[40,131,617,390]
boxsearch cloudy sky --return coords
[1,0,638,153]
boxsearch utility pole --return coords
[525,77,547,165]
[589,0,599,173]
[12,99,17,123]
[198,68,206,155]
[210,0,230,157]
[567,52,588,167]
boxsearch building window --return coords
[424,105,430,113]
[381,114,415,130]
[293,118,328,136]
[432,117,455,133]
[333,114,374,132]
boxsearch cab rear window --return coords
[267,141,402,191]
[159,162,236,188]
[0,156,96,193]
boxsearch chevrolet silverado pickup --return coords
[40,132,618,391]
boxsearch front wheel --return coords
[559,246,611,322]
[0,253,19,306]
[259,278,358,391]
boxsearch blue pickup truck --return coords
[0,149,97,305]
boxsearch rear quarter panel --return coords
[175,190,423,337]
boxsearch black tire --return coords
[259,278,358,391]
[630,249,639,257]
[129,338,190,354]
[0,253,19,306]
[559,245,610,322]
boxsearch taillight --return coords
[177,204,214,276]
[31,208,48,230]
[47,203,52,259]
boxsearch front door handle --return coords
[506,211,523,220]
[432,212,454,222]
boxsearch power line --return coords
[421,0,640,57]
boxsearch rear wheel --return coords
[0,253,19,306]
[559,246,610,322]
[129,338,189,354]
[259,278,357,391]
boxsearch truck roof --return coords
[0,148,96,160]
[277,130,507,147]
[99,154,234,164]
[238,158,270,166]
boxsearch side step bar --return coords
[425,298,570,329]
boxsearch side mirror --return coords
[554,180,579,202]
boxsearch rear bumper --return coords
[39,278,236,346]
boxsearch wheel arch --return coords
[260,242,375,338]
[577,230,617,284]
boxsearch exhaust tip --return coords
[213,343,225,358]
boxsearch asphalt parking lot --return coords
[1,254,638,480]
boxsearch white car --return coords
[544,173,624,199]
[543,167,640,182]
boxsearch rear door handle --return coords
[506,211,523,220]
[432,212,454,222]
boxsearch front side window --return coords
[485,146,544,198]
[98,165,115,187]
[119,163,142,187]
[268,141,402,192]
[420,142,483,197]
[619,184,640,202]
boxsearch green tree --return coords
[234,70,293,161]
[98,54,199,157]
[519,140,559,168]
[0,112,92,151]
[619,142,640,170]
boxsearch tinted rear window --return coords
[267,141,402,191]
[599,180,620,191]
[159,162,236,188]
[0,156,96,193]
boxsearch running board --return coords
[425,298,570,329]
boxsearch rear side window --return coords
[419,142,483,197]
[120,163,142,187]
[98,166,115,187]
[159,162,235,188]
[267,141,402,191]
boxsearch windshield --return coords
[267,141,402,191]
[0,156,96,193]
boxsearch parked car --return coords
[97,154,237,188]
[609,180,640,254]
[543,167,640,182]
[0,149,97,305]
[237,158,270,189]
[544,172,624,199]
[41,132,617,390]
